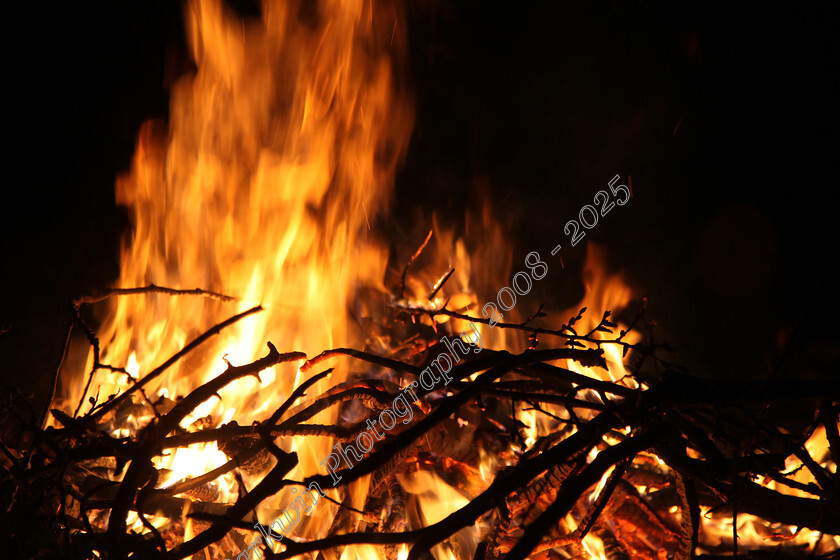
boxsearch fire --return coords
[42,0,835,557]
[581,533,607,560]
[56,0,412,544]
[564,242,640,385]
[516,243,641,449]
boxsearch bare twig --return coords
[428,267,455,301]
[302,347,422,374]
[399,229,433,298]
[160,369,335,497]
[169,446,298,559]
[73,283,238,307]
[267,368,334,426]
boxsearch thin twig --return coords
[73,283,238,307]
[399,229,433,298]
[267,368,334,426]
[428,267,455,301]
[302,347,421,374]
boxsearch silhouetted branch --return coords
[72,283,238,307]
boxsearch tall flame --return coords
[59,0,413,537]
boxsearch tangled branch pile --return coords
[1,286,838,560]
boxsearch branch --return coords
[399,229,433,299]
[428,267,455,301]
[73,284,238,307]
[302,347,421,374]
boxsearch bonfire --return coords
[1,1,837,559]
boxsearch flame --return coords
[56,0,413,543]
[515,243,640,458]
[51,0,830,552]
[565,243,640,384]
[400,470,476,560]
[581,533,607,560]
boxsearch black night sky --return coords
[2,1,837,414]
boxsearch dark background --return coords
[2,1,837,416]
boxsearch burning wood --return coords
[2,2,836,560]
[1,284,837,559]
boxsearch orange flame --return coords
[56,0,413,543]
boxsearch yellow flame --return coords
[582,533,607,560]
[56,0,414,543]
[564,243,640,383]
